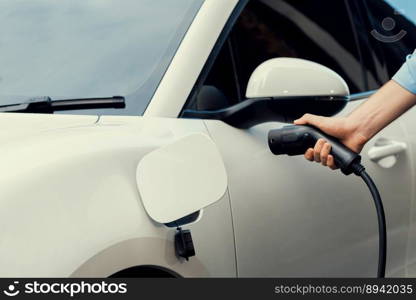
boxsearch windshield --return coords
[0,0,204,115]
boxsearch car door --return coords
[356,0,416,277]
[183,0,413,277]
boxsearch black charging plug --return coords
[268,124,386,278]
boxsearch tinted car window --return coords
[202,41,241,108]
[231,0,366,95]
[0,0,203,115]
[186,0,368,113]
[360,0,416,88]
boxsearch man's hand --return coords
[293,81,416,170]
[294,114,368,169]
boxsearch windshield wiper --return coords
[0,96,125,113]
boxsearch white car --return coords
[1,0,416,277]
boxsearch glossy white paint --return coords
[137,133,227,224]
[203,100,412,277]
[0,113,98,140]
[392,107,416,277]
[368,139,407,168]
[0,114,236,277]
[246,58,350,98]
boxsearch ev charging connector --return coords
[268,125,387,278]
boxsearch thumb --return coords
[294,113,327,128]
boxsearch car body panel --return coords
[0,113,98,141]
[395,107,416,277]
[204,98,412,277]
[0,114,236,277]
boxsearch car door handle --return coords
[367,139,407,168]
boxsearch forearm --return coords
[348,80,416,142]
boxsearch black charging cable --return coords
[352,164,386,278]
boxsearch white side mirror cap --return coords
[246,58,349,98]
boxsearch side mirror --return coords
[183,58,350,128]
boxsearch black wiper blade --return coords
[0,96,125,113]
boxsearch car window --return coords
[360,0,416,88]
[0,0,204,116]
[185,0,369,112]
[232,0,367,96]
[191,41,241,110]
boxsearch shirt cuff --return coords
[392,50,416,94]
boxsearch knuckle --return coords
[314,142,323,150]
